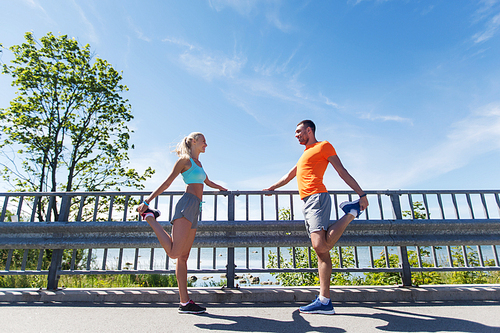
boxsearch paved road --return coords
[2,300,500,333]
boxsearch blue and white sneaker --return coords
[299,296,335,314]
[340,199,362,218]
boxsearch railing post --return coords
[389,193,413,287]
[47,194,72,290]
[226,192,236,288]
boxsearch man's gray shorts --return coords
[302,192,332,237]
[172,193,201,229]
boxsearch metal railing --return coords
[1,190,500,289]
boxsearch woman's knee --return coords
[169,250,181,259]
[174,254,189,265]
[168,246,183,259]
[170,248,190,261]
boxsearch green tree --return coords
[364,201,443,285]
[268,246,319,286]
[268,245,362,287]
[363,248,443,286]
[400,202,496,284]
[403,201,428,220]
[448,246,489,284]
[363,251,401,285]
[278,208,291,221]
[0,32,153,220]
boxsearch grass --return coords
[0,274,181,289]
[1,271,498,289]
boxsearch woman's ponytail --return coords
[174,132,203,157]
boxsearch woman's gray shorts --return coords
[172,193,202,229]
[302,192,332,237]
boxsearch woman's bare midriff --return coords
[186,183,204,200]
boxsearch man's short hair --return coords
[297,120,316,134]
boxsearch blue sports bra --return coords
[181,158,207,184]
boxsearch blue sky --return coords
[1,0,500,193]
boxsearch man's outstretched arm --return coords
[263,166,297,191]
[328,155,368,210]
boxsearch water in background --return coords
[89,245,499,287]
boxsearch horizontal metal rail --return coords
[1,190,500,289]
[2,219,500,249]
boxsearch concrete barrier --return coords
[1,285,499,303]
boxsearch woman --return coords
[137,132,227,314]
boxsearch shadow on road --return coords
[1,300,499,332]
[341,306,500,333]
[196,310,346,333]
[192,302,500,333]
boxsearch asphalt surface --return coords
[2,300,500,333]
[2,285,500,332]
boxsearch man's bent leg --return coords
[325,214,355,249]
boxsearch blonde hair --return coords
[174,132,203,157]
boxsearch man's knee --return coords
[310,231,331,254]
[314,246,331,258]
[312,242,331,255]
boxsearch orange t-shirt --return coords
[296,141,337,199]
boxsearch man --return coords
[264,120,368,314]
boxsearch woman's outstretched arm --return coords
[204,177,227,191]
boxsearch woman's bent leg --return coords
[145,216,173,255]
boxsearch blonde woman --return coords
[137,132,227,314]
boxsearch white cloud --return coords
[221,90,262,124]
[421,5,434,16]
[241,75,319,111]
[208,0,259,15]
[179,51,246,81]
[209,0,292,32]
[472,12,500,43]
[473,0,500,22]
[22,0,45,12]
[164,37,246,80]
[20,0,55,25]
[253,49,299,76]
[126,17,152,42]
[390,102,500,187]
[340,103,500,190]
[348,0,392,6]
[163,37,196,50]
[319,93,342,109]
[447,102,500,149]
[471,0,500,43]
[71,1,98,44]
[164,36,320,121]
[265,9,292,33]
[246,52,314,107]
[359,112,413,125]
